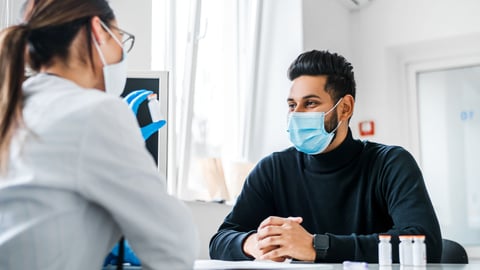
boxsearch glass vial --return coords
[147,94,162,122]
[412,235,427,266]
[399,235,413,265]
[378,235,392,265]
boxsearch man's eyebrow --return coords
[301,94,321,99]
[287,95,322,102]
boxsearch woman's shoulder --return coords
[23,74,135,130]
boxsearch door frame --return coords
[405,55,480,165]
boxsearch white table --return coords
[194,260,479,270]
[103,260,478,270]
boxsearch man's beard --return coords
[324,108,339,133]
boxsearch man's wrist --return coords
[312,234,329,261]
[242,232,257,258]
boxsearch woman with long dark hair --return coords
[0,0,197,269]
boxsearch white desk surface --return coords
[193,260,479,270]
[103,260,478,270]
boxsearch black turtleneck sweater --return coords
[209,130,442,263]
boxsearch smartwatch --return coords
[313,234,329,261]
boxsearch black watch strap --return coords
[313,234,329,261]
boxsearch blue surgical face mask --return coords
[287,98,343,155]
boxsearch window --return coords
[153,0,260,202]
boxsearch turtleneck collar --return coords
[302,128,363,173]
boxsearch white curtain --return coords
[174,0,263,201]
[171,0,303,201]
[244,0,303,162]
[0,0,13,30]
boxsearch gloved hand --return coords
[123,89,166,140]
[103,240,141,266]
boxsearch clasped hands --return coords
[243,216,316,262]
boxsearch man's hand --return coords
[250,216,316,262]
[243,232,281,261]
[257,217,316,261]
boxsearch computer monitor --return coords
[121,71,169,176]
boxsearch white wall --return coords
[10,1,24,25]
[186,201,232,259]
[302,0,351,58]
[300,0,357,132]
[6,0,153,70]
[350,0,480,150]
[110,0,152,70]
[299,0,480,153]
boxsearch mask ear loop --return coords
[93,20,125,67]
[330,120,343,134]
[325,97,344,115]
[99,20,124,50]
[325,97,344,134]
[92,34,107,66]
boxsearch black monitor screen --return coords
[120,72,169,175]
[122,78,159,164]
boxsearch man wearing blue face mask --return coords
[209,50,442,263]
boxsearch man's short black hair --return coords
[287,50,356,102]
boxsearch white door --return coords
[417,65,480,245]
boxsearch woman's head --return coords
[0,0,117,172]
[23,0,115,71]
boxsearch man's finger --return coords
[260,246,289,262]
[256,225,284,240]
[287,216,303,224]
[258,216,289,229]
[257,235,284,251]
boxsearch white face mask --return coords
[93,23,128,96]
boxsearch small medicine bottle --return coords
[147,94,162,122]
[378,235,392,265]
[412,235,427,266]
[399,235,413,265]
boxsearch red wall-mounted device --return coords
[359,120,375,136]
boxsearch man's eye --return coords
[288,103,296,110]
[305,101,317,107]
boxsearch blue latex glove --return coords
[123,89,166,140]
[103,240,141,266]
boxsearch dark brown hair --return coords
[288,50,356,103]
[0,0,115,172]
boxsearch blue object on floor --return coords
[103,240,141,266]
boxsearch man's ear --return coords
[90,16,106,46]
[340,94,355,121]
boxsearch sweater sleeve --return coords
[209,155,276,260]
[324,147,442,263]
